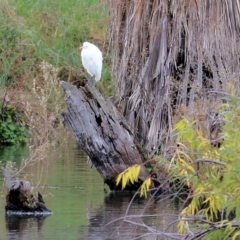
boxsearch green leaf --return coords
[8,124,16,131]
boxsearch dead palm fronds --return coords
[108,0,240,157]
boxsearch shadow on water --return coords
[0,137,182,240]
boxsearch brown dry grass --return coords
[1,60,69,185]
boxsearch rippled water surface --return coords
[0,139,181,240]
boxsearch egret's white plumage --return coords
[80,41,103,82]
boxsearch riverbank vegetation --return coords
[171,89,240,239]
[0,0,108,177]
[107,0,240,238]
[2,0,240,239]
[115,87,240,239]
[0,0,110,146]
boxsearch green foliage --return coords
[98,56,116,96]
[0,0,108,89]
[7,0,106,66]
[0,104,27,145]
[171,92,240,238]
[0,0,109,145]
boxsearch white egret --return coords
[80,41,103,82]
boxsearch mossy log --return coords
[2,168,52,216]
[61,81,153,190]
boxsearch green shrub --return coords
[0,104,27,145]
[171,90,240,238]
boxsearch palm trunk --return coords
[108,0,240,156]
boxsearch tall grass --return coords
[0,0,107,76]
[0,0,111,92]
[0,0,107,116]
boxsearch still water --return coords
[0,139,181,240]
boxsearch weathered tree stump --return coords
[2,168,52,216]
[61,81,150,190]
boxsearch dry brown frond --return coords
[108,0,240,156]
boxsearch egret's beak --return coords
[79,45,85,50]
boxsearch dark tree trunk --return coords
[61,81,150,190]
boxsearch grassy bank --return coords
[0,0,108,145]
[0,0,108,85]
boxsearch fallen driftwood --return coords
[2,168,52,216]
[61,81,153,190]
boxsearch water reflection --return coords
[0,138,181,240]
[0,145,29,167]
[85,193,180,240]
[5,215,48,240]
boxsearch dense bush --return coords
[0,104,27,145]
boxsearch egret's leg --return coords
[87,76,95,86]
[91,75,96,86]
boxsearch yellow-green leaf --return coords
[140,177,151,198]
[115,164,141,189]
[232,230,240,240]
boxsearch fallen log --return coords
[61,81,150,190]
[2,168,52,216]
